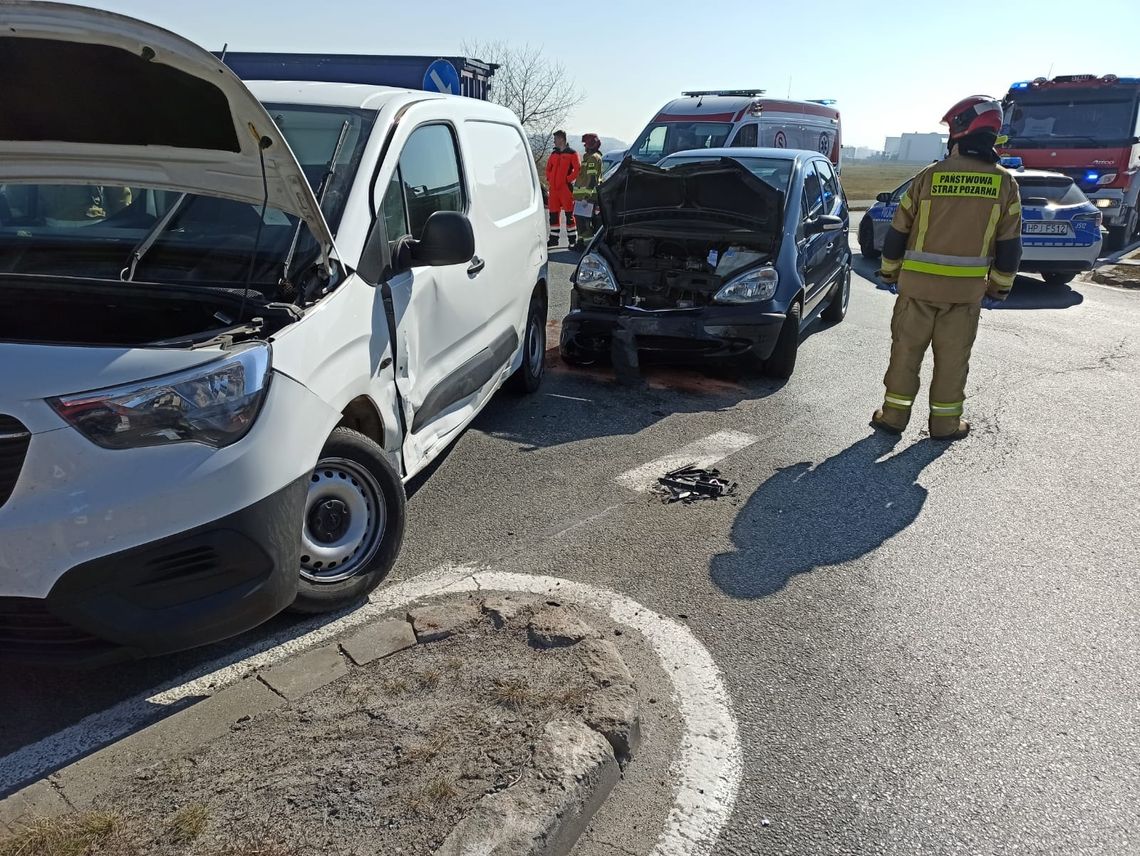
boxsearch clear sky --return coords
[72,0,1140,149]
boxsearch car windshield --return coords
[659,155,793,192]
[0,104,376,291]
[629,122,734,162]
[1017,177,1088,206]
[1005,97,1138,147]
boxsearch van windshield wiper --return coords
[121,193,187,282]
[280,118,352,296]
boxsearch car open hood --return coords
[0,2,335,259]
[598,158,783,235]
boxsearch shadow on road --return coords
[710,432,947,599]
[854,255,1085,311]
[993,275,1084,310]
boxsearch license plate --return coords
[1023,222,1069,235]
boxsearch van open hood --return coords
[0,2,335,258]
[598,158,783,236]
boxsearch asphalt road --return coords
[4,225,1138,854]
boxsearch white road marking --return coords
[546,393,591,402]
[1,567,741,856]
[616,430,759,493]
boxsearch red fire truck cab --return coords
[1002,75,1140,251]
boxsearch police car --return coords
[859,158,1103,285]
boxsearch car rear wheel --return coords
[507,292,547,393]
[822,265,851,324]
[762,300,801,379]
[290,428,406,614]
[1043,272,1076,286]
[859,217,881,260]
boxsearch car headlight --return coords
[49,344,271,450]
[576,252,619,292]
[1096,172,1118,186]
[1094,198,1117,208]
[714,266,779,304]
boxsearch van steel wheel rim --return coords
[526,314,545,374]
[300,457,386,584]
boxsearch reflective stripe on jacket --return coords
[881,152,1022,303]
[573,151,604,201]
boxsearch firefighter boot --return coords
[930,417,971,440]
[871,406,909,435]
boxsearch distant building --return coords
[840,145,879,161]
[884,136,901,159]
[896,132,947,163]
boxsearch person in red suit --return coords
[545,130,581,249]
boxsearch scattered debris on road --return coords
[654,463,738,504]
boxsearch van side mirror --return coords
[876,192,893,204]
[409,211,475,267]
[806,214,844,236]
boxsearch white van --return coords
[0,4,549,662]
[627,90,842,169]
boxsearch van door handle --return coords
[468,256,485,276]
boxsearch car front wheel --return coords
[762,300,801,379]
[1043,272,1076,286]
[290,427,406,614]
[822,265,851,324]
[859,217,881,260]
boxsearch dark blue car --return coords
[559,148,851,379]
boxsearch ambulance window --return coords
[637,126,668,160]
[731,124,758,147]
[802,163,824,219]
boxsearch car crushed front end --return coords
[560,158,786,365]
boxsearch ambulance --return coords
[625,90,842,169]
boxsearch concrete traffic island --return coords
[0,595,641,856]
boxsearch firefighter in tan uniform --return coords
[873,96,1022,441]
[572,132,604,250]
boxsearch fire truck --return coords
[1002,75,1140,251]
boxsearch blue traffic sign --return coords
[423,59,461,95]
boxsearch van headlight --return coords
[714,266,779,303]
[576,252,619,292]
[1096,172,1117,186]
[49,344,271,450]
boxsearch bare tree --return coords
[462,40,584,160]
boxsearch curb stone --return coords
[0,597,640,855]
[433,720,620,856]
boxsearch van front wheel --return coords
[290,427,406,614]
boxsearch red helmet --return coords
[581,132,601,151]
[942,96,1004,141]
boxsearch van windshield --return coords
[1005,97,1138,147]
[630,122,734,163]
[0,104,376,292]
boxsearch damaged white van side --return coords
[0,3,549,663]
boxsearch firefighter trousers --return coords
[547,182,577,247]
[880,295,981,436]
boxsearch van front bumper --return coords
[0,476,306,666]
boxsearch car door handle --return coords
[468,256,485,276]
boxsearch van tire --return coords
[1043,272,1076,286]
[762,300,801,379]
[507,293,547,394]
[289,428,406,614]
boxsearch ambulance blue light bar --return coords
[1000,156,1023,169]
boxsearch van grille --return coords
[0,415,30,509]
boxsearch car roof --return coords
[246,80,443,110]
[1009,168,1075,181]
[665,147,819,163]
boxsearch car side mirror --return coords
[408,211,475,267]
[806,214,844,236]
[876,192,893,204]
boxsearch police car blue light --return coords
[859,167,1102,286]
